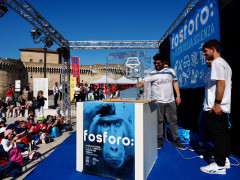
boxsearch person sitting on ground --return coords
[6,123,17,132]
[52,115,57,122]
[27,116,36,130]
[0,98,7,118]
[15,121,33,147]
[6,97,17,118]
[56,103,62,117]
[34,117,51,144]
[18,96,27,117]
[1,129,19,153]
[27,97,37,117]
[0,119,6,128]
[52,118,63,134]
[46,115,54,125]
[0,127,6,143]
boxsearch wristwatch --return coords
[215,99,222,104]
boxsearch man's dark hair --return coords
[202,39,221,52]
[163,60,170,67]
[153,53,165,62]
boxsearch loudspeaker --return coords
[57,47,70,62]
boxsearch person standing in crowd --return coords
[37,90,47,118]
[84,83,89,101]
[80,83,85,101]
[74,83,81,102]
[6,86,14,104]
[200,39,232,175]
[93,88,99,100]
[53,82,59,108]
[139,53,186,150]
[98,84,104,100]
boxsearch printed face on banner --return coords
[83,102,135,179]
[170,0,220,88]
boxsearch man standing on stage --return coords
[200,39,232,175]
[53,82,59,108]
[140,53,186,150]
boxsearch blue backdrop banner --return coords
[170,0,220,89]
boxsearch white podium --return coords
[76,101,157,180]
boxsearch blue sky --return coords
[0,0,190,65]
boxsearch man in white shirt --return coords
[53,82,59,108]
[140,53,186,150]
[200,40,232,175]
[74,83,81,102]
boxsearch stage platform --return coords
[25,131,240,180]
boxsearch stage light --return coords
[0,3,8,18]
[30,29,42,39]
[45,38,53,48]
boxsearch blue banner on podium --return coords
[170,0,220,89]
[82,102,135,179]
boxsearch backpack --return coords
[51,126,60,138]
[29,150,41,160]
[9,148,23,166]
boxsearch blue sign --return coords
[83,102,135,179]
[170,0,220,89]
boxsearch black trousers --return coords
[204,111,231,166]
[54,93,59,107]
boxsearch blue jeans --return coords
[19,107,25,117]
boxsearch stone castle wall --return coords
[0,58,28,98]
[0,48,124,96]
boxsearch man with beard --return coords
[140,53,186,150]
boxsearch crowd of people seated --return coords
[0,108,72,178]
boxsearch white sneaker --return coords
[225,158,231,169]
[200,162,226,175]
[21,151,29,156]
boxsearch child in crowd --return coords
[1,129,19,153]
[34,117,51,144]
[46,115,54,125]
[0,127,6,143]
[27,116,36,129]
[0,119,6,128]
[37,91,47,118]
[15,121,33,150]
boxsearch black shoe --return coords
[158,138,164,149]
[172,138,187,150]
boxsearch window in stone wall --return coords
[29,59,33,62]
[39,59,43,63]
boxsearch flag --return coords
[72,56,80,80]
